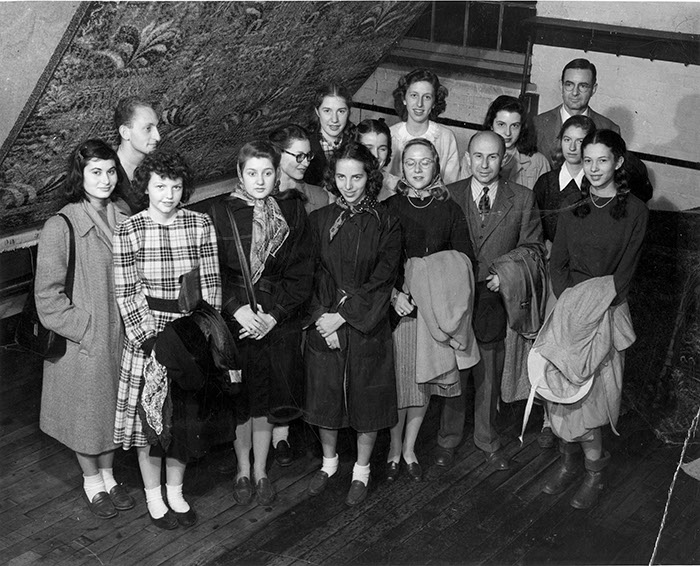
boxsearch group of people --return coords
[33,58,649,531]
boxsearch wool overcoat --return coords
[35,202,128,454]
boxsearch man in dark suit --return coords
[534,59,653,204]
[533,58,619,166]
[434,131,544,470]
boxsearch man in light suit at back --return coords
[433,130,544,470]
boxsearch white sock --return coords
[352,462,371,486]
[99,467,117,492]
[144,486,169,518]
[83,473,106,502]
[321,454,339,478]
[165,483,190,513]
[272,426,289,448]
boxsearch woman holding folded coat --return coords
[383,138,477,483]
[114,150,221,530]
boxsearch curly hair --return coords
[551,115,597,169]
[322,141,383,200]
[64,139,128,203]
[133,149,195,204]
[483,95,537,156]
[354,118,392,167]
[394,138,449,201]
[574,129,629,220]
[392,69,448,122]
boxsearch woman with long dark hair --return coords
[35,139,132,519]
[538,130,648,509]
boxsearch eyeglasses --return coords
[283,149,315,163]
[562,81,592,93]
[403,158,435,169]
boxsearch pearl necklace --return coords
[590,193,615,209]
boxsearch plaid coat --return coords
[113,208,221,449]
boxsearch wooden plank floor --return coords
[1,342,698,566]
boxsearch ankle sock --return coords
[83,473,106,502]
[165,483,190,513]
[321,454,339,477]
[352,462,370,486]
[99,467,117,492]
[272,426,289,448]
[144,486,169,518]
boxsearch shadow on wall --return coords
[653,93,700,162]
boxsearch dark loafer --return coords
[345,478,370,506]
[86,491,118,519]
[483,448,510,471]
[406,461,423,482]
[385,461,400,483]
[174,506,197,528]
[233,476,254,505]
[256,477,276,506]
[150,509,179,530]
[275,440,293,467]
[537,426,555,449]
[108,484,135,511]
[433,447,455,468]
[308,470,330,496]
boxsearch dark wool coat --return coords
[208,193,315,424]
[304,202,401,432]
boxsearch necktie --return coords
[478,186,490,220]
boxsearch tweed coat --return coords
[35,201,129,454]
[533,106,620,167]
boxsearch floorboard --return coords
[1,343,697,566]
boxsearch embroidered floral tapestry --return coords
[0,1,425,233]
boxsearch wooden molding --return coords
[524,16,699,66]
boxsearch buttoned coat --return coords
[533,105,620,167]
[35,201,129,454]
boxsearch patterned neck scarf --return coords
[328,194,380,241]
[396,171,445,198]
[231,183,289,284]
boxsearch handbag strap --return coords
[56,213,75,301]
[224,202,257,312]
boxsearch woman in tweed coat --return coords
[114,150,221,529]
[35,139,133,519]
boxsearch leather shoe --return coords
[108,484,135,511]
[483,448,510,470]
[233,476,254,505]
[256,477,276,505]
[85,491,118,519]
[433,447,455,468]
[345,478,370,506]
[150,509,179,530]
[308,470,329,496]
[275,440,293,467]
[406,462,423,482]
[174,507,197,528]
[385,461,400,483]
[537,427,555,449]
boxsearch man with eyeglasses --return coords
[533,58,620,168]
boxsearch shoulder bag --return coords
[15,213,75,359]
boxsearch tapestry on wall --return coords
[0,0,426,233]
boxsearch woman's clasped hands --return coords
[235,304,277,340]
